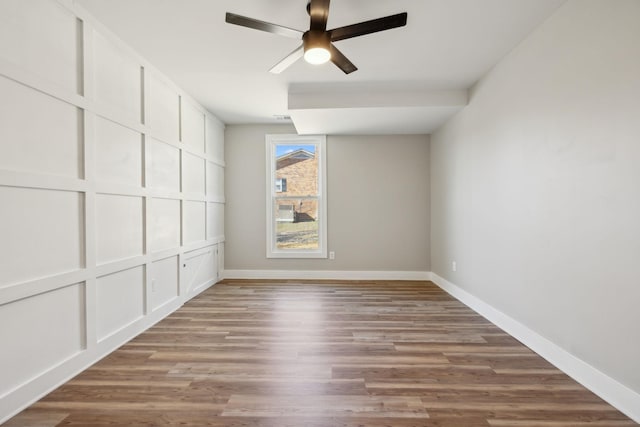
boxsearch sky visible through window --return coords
[275,144,316,157]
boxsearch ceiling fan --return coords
[225,0,407,74]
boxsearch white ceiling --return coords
[75,0,565,134]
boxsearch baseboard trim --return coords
[430,272,640,424]
[223,270,431,281]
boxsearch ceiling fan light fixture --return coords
[303,30,331,65]
[225,4,407,74]
[304,47,330,64]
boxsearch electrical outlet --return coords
[329,251,335,260]
[452,261,457,272]
[151,279,156,292]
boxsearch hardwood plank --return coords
[221,394,429,418]
[2,410,68,427]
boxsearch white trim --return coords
[430,272,640,424]
[206,196,226,204]
[223,270,431,281]
[0,270,86,306]
[0,170,88,193]
[265,134,327,259]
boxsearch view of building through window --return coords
[274,144,319,250]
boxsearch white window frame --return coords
[266,134,327,258]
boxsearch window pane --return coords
[266,134,326,258]
[274,198,319,250]
[275,144,318,196]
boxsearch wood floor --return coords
[5,280,636,426]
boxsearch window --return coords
[266,134,327,258]
[275,178,287,193]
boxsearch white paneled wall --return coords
[150,256,179,311]
[182,246,220,300]
[1,187,84,286]
[0,78,82,178]
[0,283,85,394]
[0,0,225,422]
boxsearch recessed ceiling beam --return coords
[288,83,467,110]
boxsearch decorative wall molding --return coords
[430,273,640,424]
[0,0,225,423]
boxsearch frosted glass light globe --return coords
[304,47,331,65]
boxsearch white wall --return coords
[224,124,430,277]
[430,0,640,419]
[0,0,225,422]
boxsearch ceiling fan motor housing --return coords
[303,30,331,53]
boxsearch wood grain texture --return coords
[5,280,636,426]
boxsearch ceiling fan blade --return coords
[309,0,330,31]
[269,45,304,74]
[225,12,303,39]
[329,44,357,74]
[330,12,407,42]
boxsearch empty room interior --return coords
[1,0,639,425]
